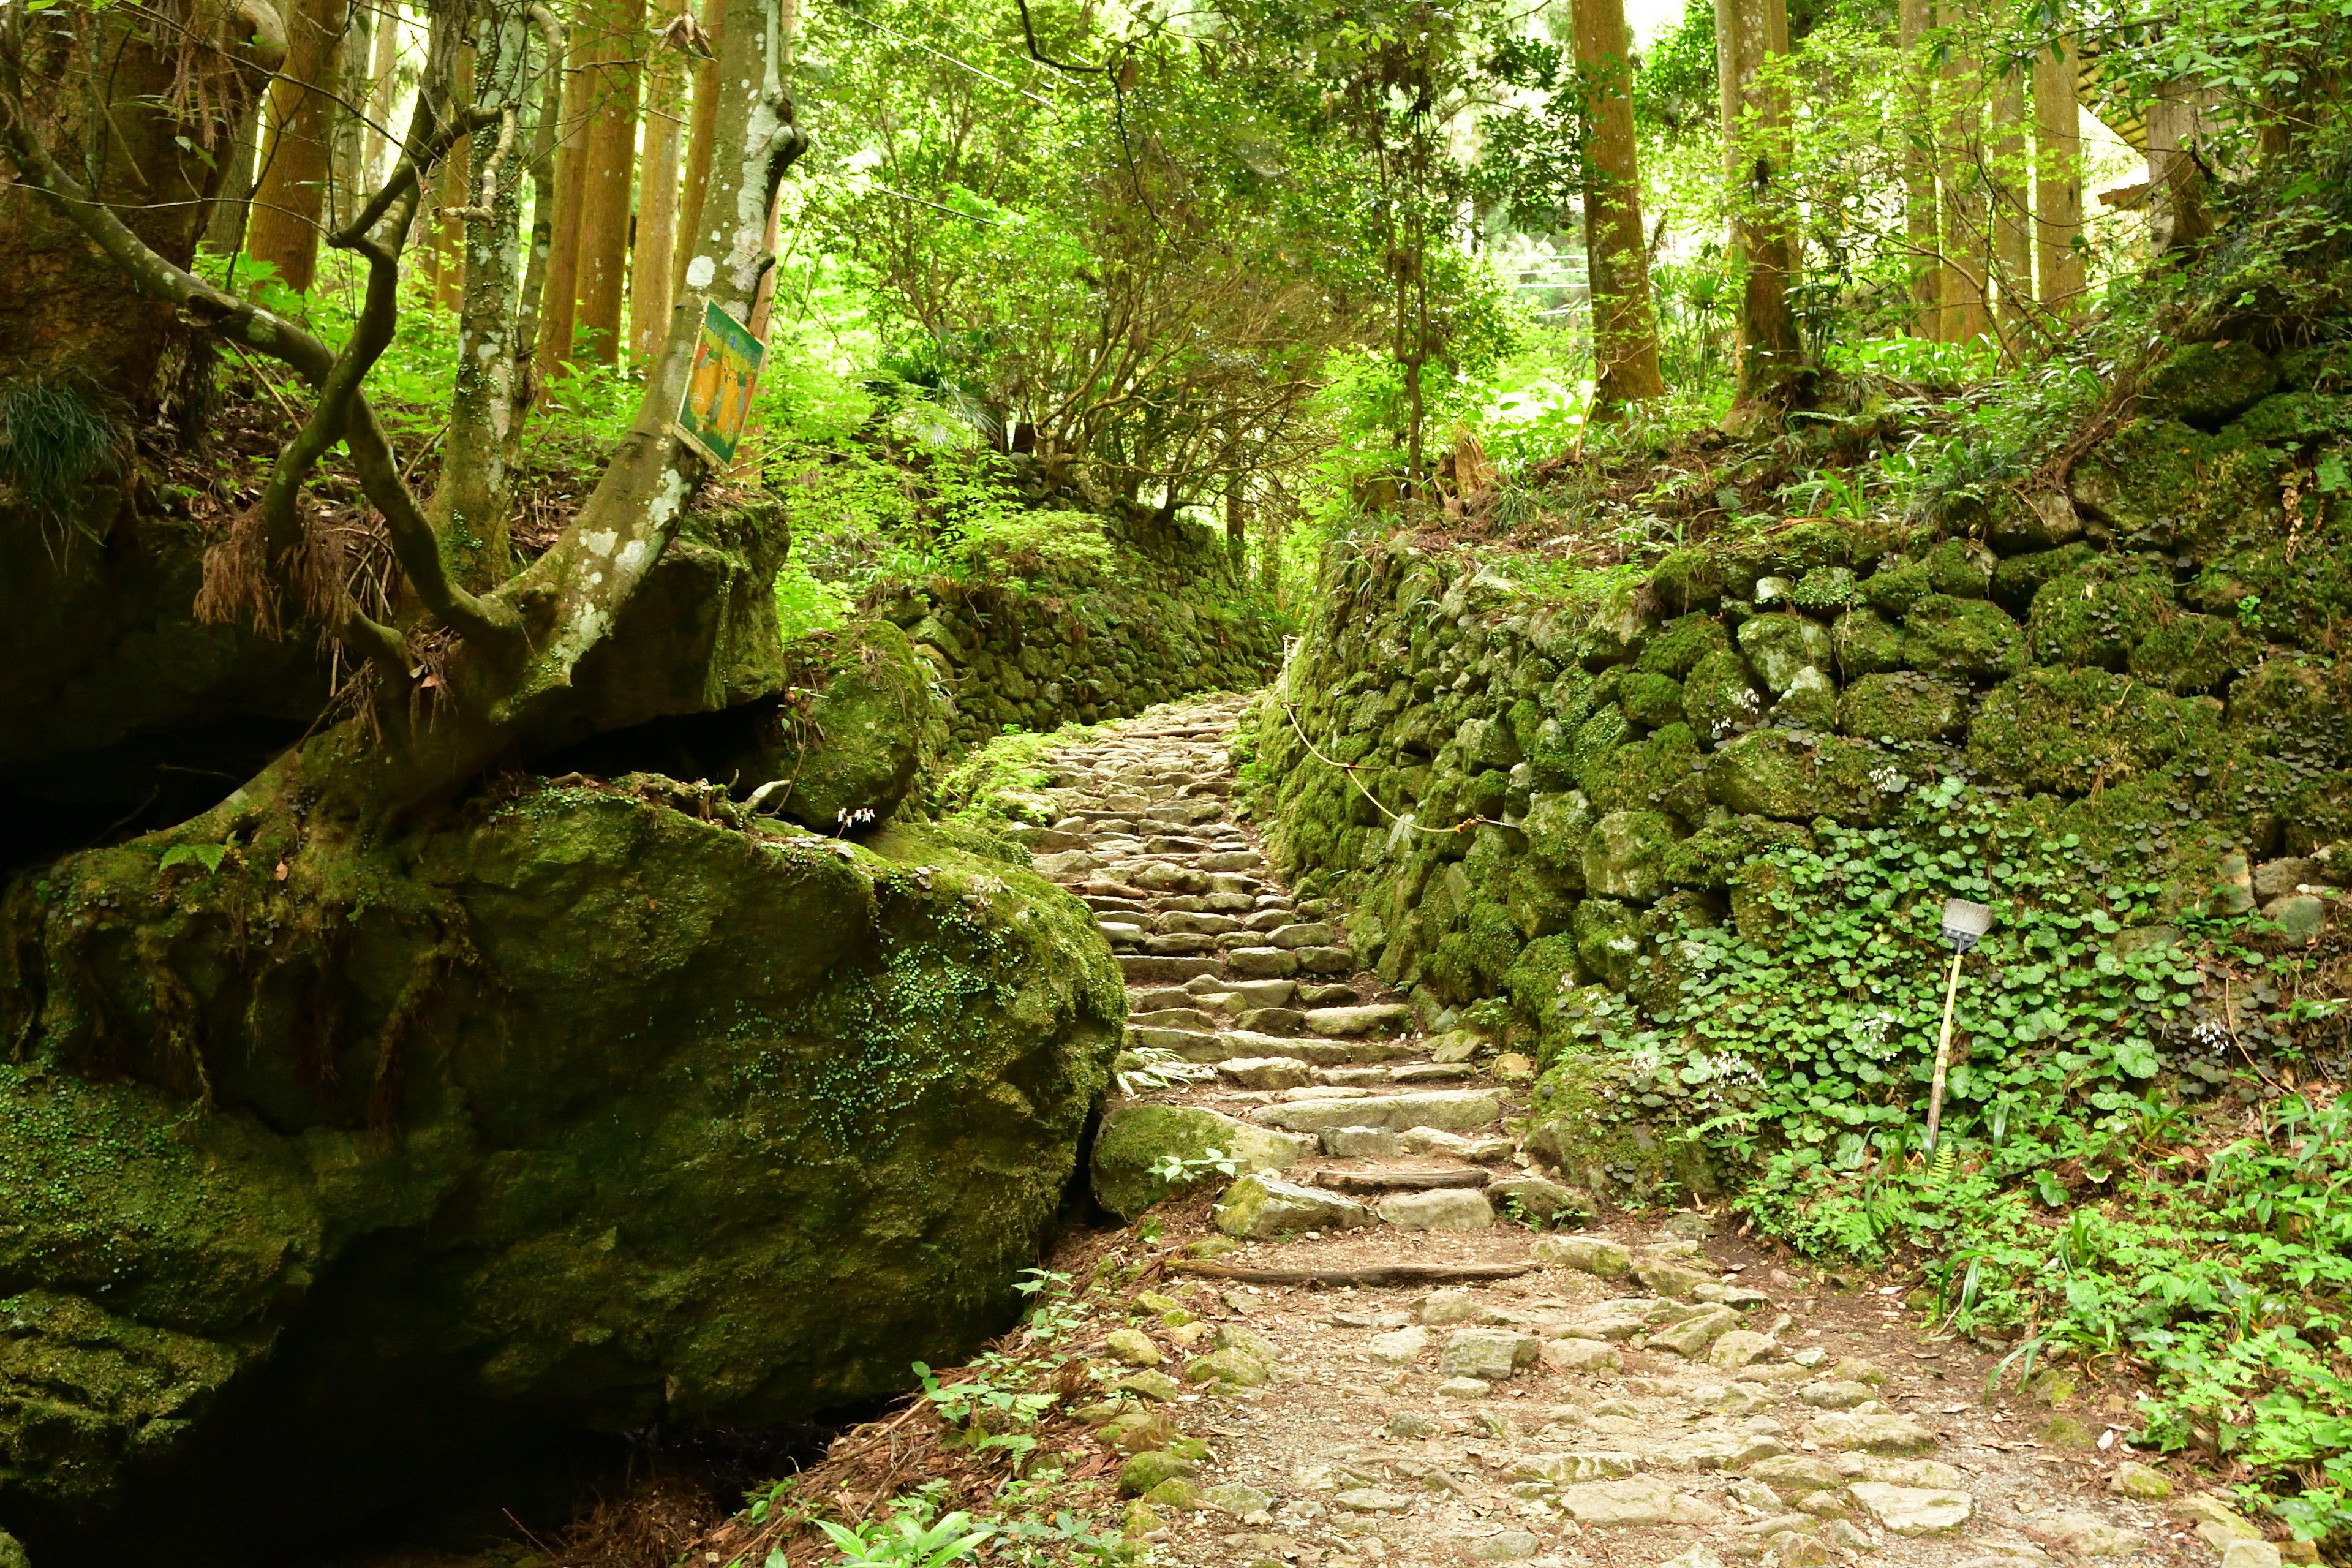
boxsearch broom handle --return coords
[1924,948,1964,1156]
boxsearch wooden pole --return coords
[1923,948,1965,1155]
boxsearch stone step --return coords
[1126,1007,1227,1033]
[1248,1088,1505,1133]
[1118,955,1224,984]
[1314,1167,1492,1193]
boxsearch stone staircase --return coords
[999,695,2237,1568]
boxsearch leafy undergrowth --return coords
[1555,778,2352,1541]
[929,723,1110,832]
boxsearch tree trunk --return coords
[1574,0,1664,416]
[1898,0,1940,334]
[429,0,537,592]
[575,0,647,366]
[2146,78,2212,254]
[535,27,598,379]
[1259,500,1283,598]
[1224,470,1246,570]
[1934,2,1989,342]
[330,2,377,228]
[204,97,267,257]
[1991,66,2031,354]
[359,0,407,194]
[630,0,689,363]
[429,43,475,310]
[1715,0,1800,407]
[669,7,722,304]
[247,0,353,291]
[2032,40,2084,314]
[0,0,282,399]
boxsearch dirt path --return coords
[1014,693,2222,1568]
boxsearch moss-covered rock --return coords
[1091,1106,1315,1220]
[1901,595,2026,683]
[1683,648,1767,744]
[1966,668,2226,794]
[1832,607,1906,677]
[2026,560,2174,671]
[2127,613,2259,695]
[1521,791,1596,870]
[1863,554,1931,618]
[1582,810,1682,904]
[0,784,1121,1552]
[1584,723,1708,821]
[1619,671,1686,728]
[1922,538,1996,598]
[1736,612,1834,694]
[1572,897,1645,990]
[1638,614,1730,678]
[771,619,947,831]
[1838,672,1968,742]
[1706,730,1899,824]
[1771,667,1840,730]
[2143,339,2280,429]
[1663,813,1815,890]
[1990,542,2097,616]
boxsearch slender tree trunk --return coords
[669,7,722,304]
[430,43,475,309]
[359,0,405,193]
[1715,0,1800,405]
[2032,39,2085,314]
[429,2,535,592]
[629,0,688,361]
[1935,2,1989,342]
[535,28,597,379]
[575,0,647,366]
[1224,469,1246,570]
[1898,0,1940,334]
[205,99,266,255]
[747,180,783,340]
[2146,79,2212,254]
[329,2,375,228]
[1575,0,1664,416]
[1991,66,2032,354]
[247,0,353,290]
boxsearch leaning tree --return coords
[0,0,806,828]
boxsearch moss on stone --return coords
[1683,648,1767,744]
[1838,671,1967,742]
[1585,723,1709,821]
[1506,858,1579,937]
[2142,339,2280,429]
[2127,612,2258,695]
[2026,559,2175,670]
[1662,812,1816,890]
[1990,542,2097,616]
[1706,730,1898,824]
[1572,897,1645,990]
[1619,671,1687,728]
[1736,612,1834,694]
[1504,933,1583,1033]
[1521,791,1596,872]
[1792,565,1861,613]
[1091,1106,1310,1219]
[1966,667,2227,794]
[1638,614,1731,678]
[1923,538,1996,597]
[1863,554,1931,619]
[1581,809,1683,904]
[1901,594,2026,683]
[1771,668,1840,731]
[1831,607,1906,677]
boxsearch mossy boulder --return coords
[1582,810,1683,904]
[1572,897,1646,990]
[2027,561,2175,670]
[1838,672,1968,743]
[1683,648,1767,743]
[1922,538,1996,597]
[2143,339,2280,429]
[0,783,1121,1557]
[1619,671,1686,728]
[1831,607,1906,677]
[1521,791,1596,870]
[1638,614,1730,678]
[767,619,947,831]
[2127,613,2258,695]
[1663,812,1815,889]
[1966,668,2226,794]
[1706,731,1899,824]
[1091,1106,1316,1220]
[1901,595,2026,683]
[1771,667,1840,730]
[1990,542,2097,617]
[1585,723,1708,820]
[1736,613,1834,695]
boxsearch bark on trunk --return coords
[359,0,405,192]
[329,1,375,228]
[534,29,597,377]
[1934,3,1989,343]
[1223,470,1246,569]
[2032,41,2084,314]
[1991,66,2032,354]
[0,0,281,398]
[630,0,688,362]
[204,97,267,257]
[1898,0,1940,334]
[1715,0,1800,405]
[429,43,475,309]
[2146,79,2212,254]
[429,1,536,592]
[669,7,722,304]
[1574,0,1664,417]
[574,0,647,366]
[248,0,353,291]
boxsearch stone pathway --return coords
[1011,695,2247,1568]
